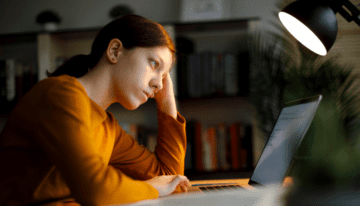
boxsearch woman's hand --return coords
[145,175,191,197]
[154,74,177,119]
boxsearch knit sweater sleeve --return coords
[109,109,187,180]
[31,78,159,205]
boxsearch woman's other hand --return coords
[145,175,191,197]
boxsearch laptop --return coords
[121,95,322,205]
[187,94,323,192]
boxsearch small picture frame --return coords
[180,0,224,22]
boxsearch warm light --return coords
[279,11,327,56]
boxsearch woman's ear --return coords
[106,38,123,64]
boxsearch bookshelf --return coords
[0,17,260,180]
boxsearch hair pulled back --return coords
[47,14,176,78]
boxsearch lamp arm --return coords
[339,0,360,26]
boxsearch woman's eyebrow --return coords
[159,56,164,67]
[157,54,175,78]
[159,56,175,72]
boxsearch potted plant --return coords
[36,10,62,31]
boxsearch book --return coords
[210,53,218,96]
[217,123,230,171]
[15,62,24,102]
[200,52,212,97]
[238,123,247,169]
[202,125,218,172]
[237,52,250,96]
[229,123,241,170]
[5,59,16,102]
[0,60,6,105]
[177,53,189,98]
[223,52,239,96]
[215,53,225,96]
[187,54,202,98]
[243,125,254,170]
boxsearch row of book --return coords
[0,59,38,114]
[119,121,254,173]
[185,121,253,172]
[176,52,250,99]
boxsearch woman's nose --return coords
[151,76,163,92]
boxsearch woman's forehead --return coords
[147,47,173,64]
[147,46,171,56]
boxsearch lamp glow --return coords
[279,11,327,56]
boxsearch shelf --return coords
[49,30,99,41]
[178,96,254,125]
[0,17,260,39]
[175,20,248,35]
[173,17,259,30]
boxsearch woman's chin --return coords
[122,101,142,110]
[123,104,138,110]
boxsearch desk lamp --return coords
[278,0,360,56]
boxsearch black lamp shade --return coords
[279,0,338,55]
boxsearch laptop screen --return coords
[249,95,322,186]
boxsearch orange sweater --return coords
[0,74,186,206]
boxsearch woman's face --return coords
[113,46,173,110]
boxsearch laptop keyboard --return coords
[199,184,243,192]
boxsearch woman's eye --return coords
[151,60,158,68]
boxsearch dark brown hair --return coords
[46,14,176,78]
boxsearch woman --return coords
[0,14,190,205]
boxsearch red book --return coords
[229,123,241,170]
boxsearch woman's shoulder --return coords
[18,74,89,109]
[35,74,86,96]
[7,75,90,126]
[37,74,80,88]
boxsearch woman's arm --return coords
[154,74,177,119]
[30,78,159,205]
[110,73,187,174]
[109,73,188,194]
